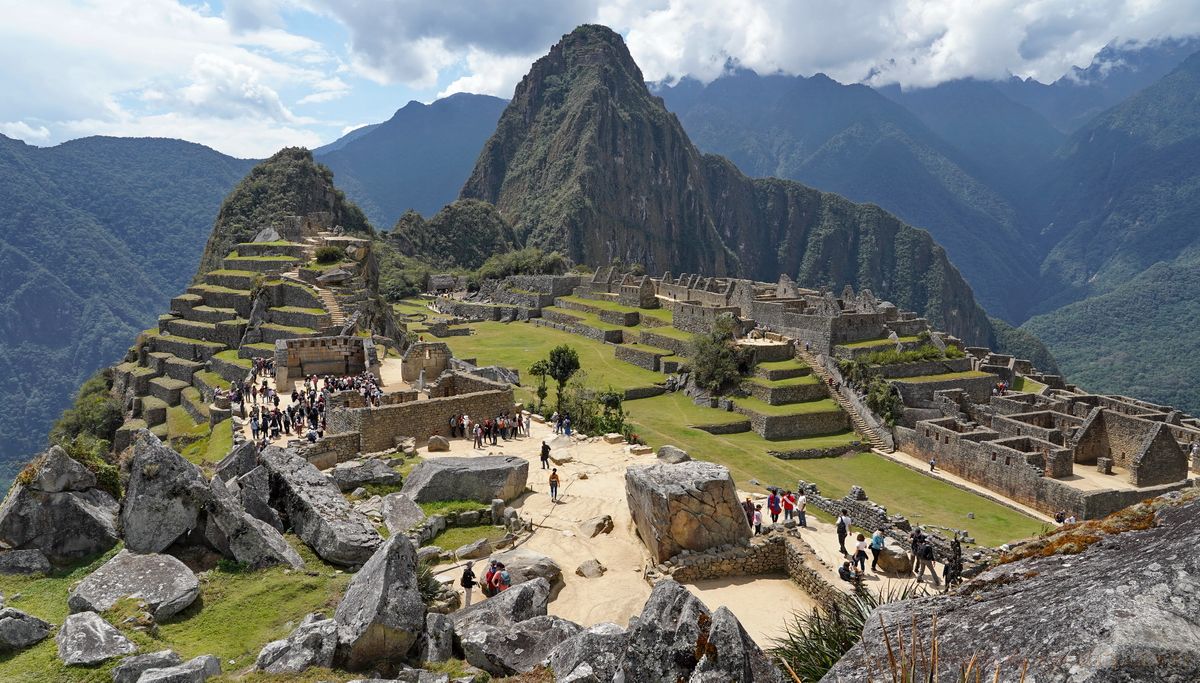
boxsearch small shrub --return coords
[417,562,442,605]
[314,245,345,264]
[689,316,752,393]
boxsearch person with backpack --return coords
[909,527,927,572]
[540,441,551,469]
[460,562,477,607]
[870,528,886,572]
[915,540,939,585]
[490,563,510,593]
[853,533,869,572]
[766,490,781,524]
[836,509,853,555]
[482,561,497,598]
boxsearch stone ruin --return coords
[624,459,750,563]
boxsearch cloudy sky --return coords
[3,0,1198,157]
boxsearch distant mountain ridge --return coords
[461,25,995,345]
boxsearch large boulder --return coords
[205,477,303,569]
[419,612,454,663]
[255,613,337,674]
[460,614,582,676]
[426,435,450,452]
[656,445,692,464]
[329,459,404,493]
[450,577,551,635]
[0,607,51,651]
[138,654,221,683]
[111,650,183,683]
[548,622,629,683]
[333,535,426,672]
[381,493,426,534]
[400,456,528,504]
[823,493,1200,681]
[259,446,382,566]
[67,550,199,621]
[616,579,781,682]
[121,431,210,553]
[875,538,912,574]
[0,448,119,565]
[578,515,614,538]
[32,445,96,492]
[235,465,284,532]
[214,441,259,482]
[487,547,562,587]
[56,611,137,665]
[0,549,50,575]
[624,461,750,563]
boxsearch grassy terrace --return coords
[191,283,251,296]
[206,268,258,278]
[440,320,663,397]
[227,253,297,262]
[839,335,921,349]
[736,396,840,416]
[542,306,626,332]
[556,294,675,324]
[261,322,318,335]
[756,358,808,372]
[1014,375,1048,394]
[215,349,254,368]
[895,370,994,383]
[271,305,327,315]
[393,297,434,314]
[625,392,1043,546]
[0,537,349,682]
[745,374,819,388]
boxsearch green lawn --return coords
[625,393,1042,546]
[755,358,809,372]
[542,306,626,332]
[556,295,674,323]
[271,306,327,315]
[425,525,509,550]
[1014,376,1048,394]
[180,419,234,469]
[839,335,921,349]
[735,396,841,416]
[745,374,819,388]
[215,349,253,369]
[0,538,349,682]
[440,321,664,393]
[895,370,994,383]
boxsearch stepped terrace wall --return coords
[328,385,516,453]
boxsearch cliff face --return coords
[823,491,1200,681]
[195,148,372,278]
[461,25,992,343]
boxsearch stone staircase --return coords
[798,347,892,452]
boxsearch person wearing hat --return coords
[460,561,478,607]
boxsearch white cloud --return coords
[179,53,297,121]
[0,121,52,143]
[438,49,544,99]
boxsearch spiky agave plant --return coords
[771,583,926,682]
[869,613,1029,683]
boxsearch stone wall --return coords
[615,344,668,371]
[783,536,846,611]
[401,342,453,383]
[742,380,828,406]
[274,335,378,388]
[894,373,996,405]
[666,534,785,581]
[530,317,624,344]
[637,330,690,357]
[330,386,516,453]
[738,406,849,440]
[768,443,861,460]
[672,302,738,335]
[298,432,361,470]
[555,297,639,325]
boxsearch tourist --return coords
[563,416,572,436]
[753,505,763,535]
[742,497,755,526]
[853,533,869,572]
[494,563,511,592]
[929,457,937,472]
[915,540,939,586]
[460,562,477,607]
[250,415,260,441]
[540,441,551,469]
[1054,510,1066,524]
[870,529,885,572]
[909,527,927,572]
[549,468,561,502]
[1192,442,1200,463]
[836,508,853,555]
[767,489,781,524]
[482,561,497,598]
[838,561,862,586]
[524,413,532,437]
[552,411,561,434]
[1064,514,1077,524]
[782,490,796,522]
[473,423,483,449]
[796,490,807,527]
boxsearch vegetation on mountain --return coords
[0,135,249,487]
[461,25,995,344]
[195,147,371,277]
[388,198,517,270]
[316,93,507,226]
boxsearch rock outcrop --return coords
[56,611,137,665]
[381,493,426,534]
[824,492,1200,681]
[138,654,221,683]
[112,650,183,683]
[205,476,303,569]
[616,579,781,682]
[329,459,403,492]
[450,577,551,635]
[214,441,259,482]
[487,547,563,587]
[255,613,338,674]
[419,612,454,663]
[548,622,628,683]
[0,447,119,565]
[657,445,692,464]
[460,614,582,676]
[334,535,426,672]
[0,549,50,575]
[578,515,614,538]
[625,460,750,563]
[401,456,528,503]
[67,550,199,621]
[121,431,210,553]
[235,465,284,532]
[0,607,51,651]
[260,446,381,566]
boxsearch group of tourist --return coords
[458,560,512,606]
[992,381,1011,396]
[550,411,573,436]
[324,370,385,407]
[457,412,530,448]
[236,364,391,449]
[742,489,808,535]
[1053,510,1078,524]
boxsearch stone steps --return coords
[147,376,190,406]
[140,396,170,425]
[799,348,891,452]
[187,284,254,317]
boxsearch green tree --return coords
[547,345,581,409]
[529,359,550,411]
[688,316,751,393]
